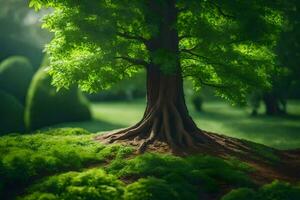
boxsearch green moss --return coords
[24,68,91,131]
[124,177,180,200]
[0,56,34,103]
[107,152,254,196]
[258,181,300,200]
[21,169,124,200]
[0,128,132,199]
[0,90,24,134]
[1,128,299,200]
[222,181,300,200]
[39,127,91,136]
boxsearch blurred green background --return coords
[0,0,300,150]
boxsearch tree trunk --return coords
[97,0,213,152]
[100,66,212,152]
[263,93,286,115]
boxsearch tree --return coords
[0,0,50,67]
[30,0,283,152]
[270,0,300,114]
[250,0,300,116]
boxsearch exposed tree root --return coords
[96,101,224,154]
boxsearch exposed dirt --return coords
[96,129,300,185]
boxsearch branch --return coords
[209,2,236,19]
[116,31,147,43]
[115,56,149,67]
[183,70,229,89]
[180,49,210,60]
[178,35,192,40]
[198,78,230,89]
[181,49,230,67]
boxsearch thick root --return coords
[96,103,214,153]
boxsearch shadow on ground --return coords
[191,108,300,150]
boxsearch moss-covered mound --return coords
[0,128,300,200]
[0,56,34,103]
[221,181,300,200]
[0,90,24,134]
[24,68,91,131]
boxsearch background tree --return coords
[272,0,300,113]
[0,0,50,67]
[249,0,300,116]
[30,0,284,151]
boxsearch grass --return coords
[1,128,299,200]
[61,99,300,150]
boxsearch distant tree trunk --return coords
[98,0,213,152]
[192,94,203,112]
[263,92,286,115]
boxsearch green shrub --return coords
[25,68,91,130]
[21,169,124,200]
[258,181,300,200]
[221,188,256,200]
[107,153,253,198]
[0,90,24,134]
[124,177,180,200]
[0,128,133,198]
[221,181,300,200]
[0,56,34,103]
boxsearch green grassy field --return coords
[57,100,300,150]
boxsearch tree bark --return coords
[100,66,212,152]
[98,0,213,152]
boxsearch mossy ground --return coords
[0,128,299,200]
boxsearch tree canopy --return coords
[276,0,300,90]
[30,0,285,104]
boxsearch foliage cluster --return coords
[29,0,285,105]
[87,70,146,102]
